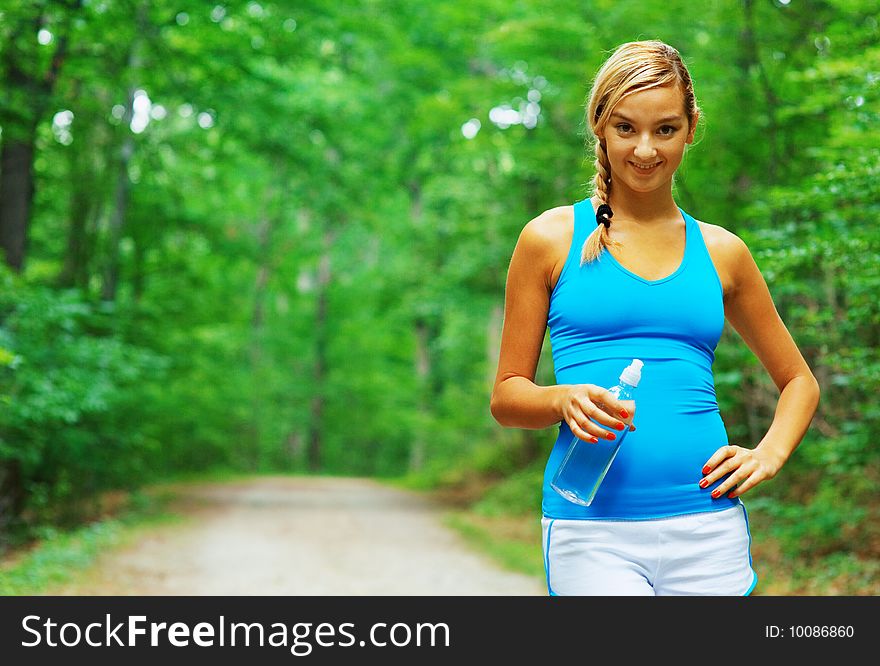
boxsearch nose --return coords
[634,132,657,160]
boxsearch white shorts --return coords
[541,504,758,596]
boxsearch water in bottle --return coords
[551,359,643,506]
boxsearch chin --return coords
[623,180,664,194]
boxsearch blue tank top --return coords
[542,197,741,520]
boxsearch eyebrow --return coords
[611,112,684,124]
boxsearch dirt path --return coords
[47,476,545,596]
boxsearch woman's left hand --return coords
[699,445,784,499]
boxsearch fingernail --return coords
[711,490,720,498]
[606,432,616,440]
[614,423,625,431]
[590,437,599,443]
[619,409,629,418]
[702,465,711,475]
[699,479,709,489]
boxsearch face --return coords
[600,84,698,195]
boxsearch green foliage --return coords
[0,267,167,523]
[443,511,545,580]
[0,0,876,588]
[0,489,180,595]
[471,461,545,518]
[749,493,868,560]
[0,520,124,595]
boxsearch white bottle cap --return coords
[620,359,643,387]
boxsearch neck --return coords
[602,183,679,224]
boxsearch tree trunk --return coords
[100,2,148,301]
[0,0,82,272]
[743,367,764,447]
[59,81,101,291]
[0,141,35,271]
[0,459,25,553]
[59,179,92,289]
[249,214,273,469]
[408,179,430,473]
[410,319,430,473]
[740,0,780,186]
[100,92,136,301]
[131,235,146,302]
[307,228,334,472]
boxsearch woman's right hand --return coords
[559,384,636,443]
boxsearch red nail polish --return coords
[619,410,629,418]
[699,479,708,489]
[614,423,625,431]
[606,432,616,440]
[711,490,720,498]
[702,465,711,475]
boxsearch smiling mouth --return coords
[631,161,661,170]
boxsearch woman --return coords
[489,40,820,595]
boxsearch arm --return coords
[489,211,567,429]
[490,209,631,439]
[702,232,821,499]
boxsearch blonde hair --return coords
[581,40,701,265]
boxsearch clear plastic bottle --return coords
[551,359,643,506]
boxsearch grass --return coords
[0,485,186,595]
[442,511,546,581]
[744,503,880,596]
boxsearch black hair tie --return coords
[596,203,613,229]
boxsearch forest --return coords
[0,0,877,594]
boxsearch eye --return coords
[658,125,678,136]
[615,123,633,133]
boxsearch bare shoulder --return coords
[516,205,574,292]
[696,220,752,299]
[520,205,574,248]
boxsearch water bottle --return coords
[551,359,643,506]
